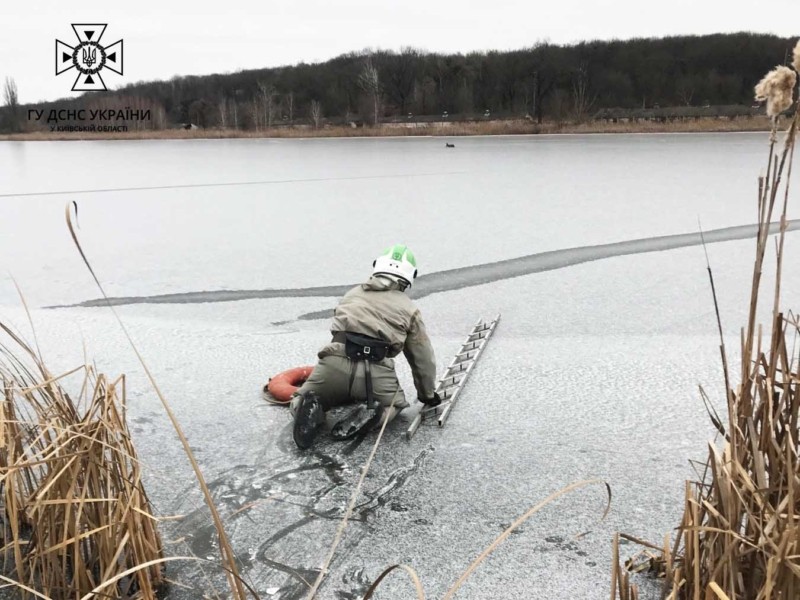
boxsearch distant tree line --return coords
[2,32,797,133]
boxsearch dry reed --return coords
[754,66,796,117]
[0,116,773,142]
[793,40,800,75]
[0,325,165,599]
[613,65,800,600]
[64,204,250,599]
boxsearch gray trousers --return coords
[289,354,408,418]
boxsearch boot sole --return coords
[293,397,322,449]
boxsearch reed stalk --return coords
[0,328,165,599]
[613,61,800,599]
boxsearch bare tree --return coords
[217,96,228,128]
[154,104,167,129]
[454,77,473,114]
[258,81,278,128]
[385,47,420,115]
[309,100,322,129]
[358,56,381,126]
[230,98,239,130]
[285,91,294,123]
[267,90,277,127]
[3,77,18,107]
[571,62,596,121]
[250,98,260,130]
[188,99,216,128]
[549,88,568,124]
[3,76,20,133]
[413,76,437,114]
[676,76,695,106]
[523,70,538,119]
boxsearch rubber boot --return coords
[330,403,384,440]
[293,391,324,449]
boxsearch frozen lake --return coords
[1,133,798,599]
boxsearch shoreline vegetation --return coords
[0,115,774,141]
[3,33,795,141]
[612,58,800,599]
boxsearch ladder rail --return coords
[406,314,500,440]
[440,317,485,372]
[437,314,500,427]
[406,317,483,440]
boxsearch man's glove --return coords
[419,392,442,407]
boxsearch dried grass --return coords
[0,203,253,599]
[793,40,800,75]
[754,66,797,117]
[0,116,773,142]
[63,204,249,599]
[0,326,166,599]
[612,81,800,600]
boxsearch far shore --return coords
[0,116,774,141]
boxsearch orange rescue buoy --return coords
[265,366,315,403]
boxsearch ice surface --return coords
[1,134,798,599]
[63,219,800,309]
[0,133,791,307]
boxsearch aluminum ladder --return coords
[406,314,501,440]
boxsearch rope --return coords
[0,171,466,198]
[304,387,400,599]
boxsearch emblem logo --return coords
[56,24,123,91]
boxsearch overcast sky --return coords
[1,0,798,104]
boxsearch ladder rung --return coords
[446,363,469,374]
[420,400,452,415]
[457,347,481,359]
[434,382,455,393]
[439,375,463,388]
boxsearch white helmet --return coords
[372,244,418,287]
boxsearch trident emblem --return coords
[82,47,97,67]
[56,24,124,91]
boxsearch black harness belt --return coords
[333,331,391,409]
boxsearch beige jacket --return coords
[317,275,437,400]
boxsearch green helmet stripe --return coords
[385,244,416,267]
[404,248,416,267]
